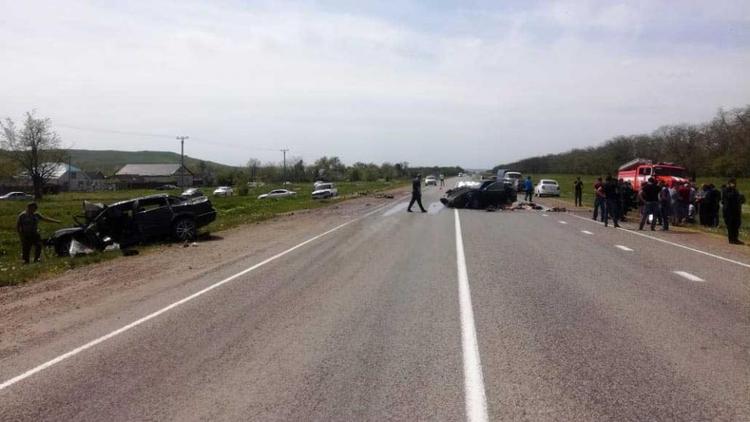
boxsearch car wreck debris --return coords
[47,194,217,257]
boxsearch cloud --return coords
[0,0,748,168]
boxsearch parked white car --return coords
[0,191,34,201]
[424,175,438,186]
[258,189,297,199]
[213,186,234,197]
[534,179,561,197]
[312,183,338,199]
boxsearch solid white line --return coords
[558,221,568,224]
[673,271,706,282]
[566,213,750,269]
[581,230,593,235]
[454,209,489,422]
[615,245,634,252]
[0,199,400,392]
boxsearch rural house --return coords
[115,164,194,187]
[18,163,95,192]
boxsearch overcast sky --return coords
[1,0,748,168]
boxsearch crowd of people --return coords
[588,176,745,244]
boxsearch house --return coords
[115,164,194,187]
[85,171,108,191]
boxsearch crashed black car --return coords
[48,194,217,256]
[440,180,517,209]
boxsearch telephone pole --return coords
[281,148,289,183]
[177,136,189,187]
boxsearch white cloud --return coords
[0,0,748,168]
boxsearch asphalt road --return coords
[1,181,749,421]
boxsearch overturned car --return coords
[48,194,217,256]
[440,180,517,209]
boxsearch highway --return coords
[1,180,749,421]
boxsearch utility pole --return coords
[177,136,189,187]
[281,148,289,183]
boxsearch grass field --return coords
[525,174,749,242]
[0,180,403,286]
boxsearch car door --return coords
[133,197,174,239]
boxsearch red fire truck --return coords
[617,158,689,191]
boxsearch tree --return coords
[247,158,261,181]
[1,111,67,199]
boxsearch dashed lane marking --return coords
[673,271,706,282]
[566,213,750,269]
[615,245,634,251]
[581,230,593,235]
[559,221,568,224]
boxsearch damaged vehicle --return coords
[440,180,517,209]
[48,194,217,257]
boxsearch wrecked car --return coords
[48,194,217,256]
[440,180,517,209]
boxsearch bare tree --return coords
[1,111,67,199]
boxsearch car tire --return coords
[54,236,72,257]
[173,218,197,241]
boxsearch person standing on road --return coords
[16,202,61,264]
[722,178,745,245]
[439,174,445,188]
[638,177,660,231]
[592,177,604,221]
[573,177,583,207]
[407,174,427,213]
[524,176,534,202]
[603,176,621,228]
[658,180,671,231]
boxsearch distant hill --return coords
[68,149,238,175]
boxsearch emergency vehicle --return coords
[617,158,688,191]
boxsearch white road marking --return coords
[615,245,634,252]
[454,210,489,422]
[542,214,549,217]
[581,230,593,235]
[673,271,706,282]
[0,198,401,392]
[566,213,750,269]
[559,221,568,224]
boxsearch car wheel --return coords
[54,236,72,257]
[173,218,197,241]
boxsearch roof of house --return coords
[115,164,191,177]
[85,171,105,179]
[47,163,83,178]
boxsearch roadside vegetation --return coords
[496,106,750,178]
[0,180,404,287]
[526,173,749,243]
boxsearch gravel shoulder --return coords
[0,189,407,363]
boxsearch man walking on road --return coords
[574,176,583,207]
[722,178,745,244]
[639,177,660,231]
[524,176,533,202]
[603,176,621,228]
[407,174,427,213]
[17,202,60,264]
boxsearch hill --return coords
[494,106,749,178]
[68,149,238,175]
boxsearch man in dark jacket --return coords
[603,176,621,228]
[407,174,427,213]
[573,177,583,207]
[639,177,660,231]
[16,202,61,263]
[722,179,744,244]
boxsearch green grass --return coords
[0,180,404,286]
[526,174,749,242]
